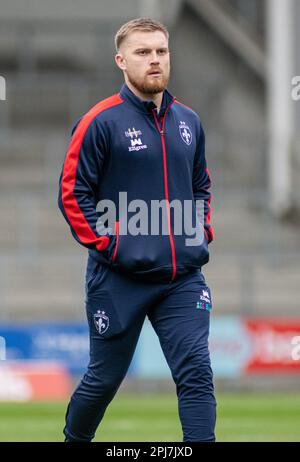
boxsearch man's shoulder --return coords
[84,93,125,122]
[71,92,125,134]
[173,99,201,122]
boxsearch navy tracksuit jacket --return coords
[58,82,214,283]
[58,83,216,442]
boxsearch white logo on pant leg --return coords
[199,289,210,303]
[196,288,212,311]
[94,310,109,334]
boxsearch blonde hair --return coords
[115,17,169,52]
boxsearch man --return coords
[58,17,216,442]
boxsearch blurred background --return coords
[0,0,300,441]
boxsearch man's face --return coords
[115,30,170,95]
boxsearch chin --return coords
[143,80,168,94]
[145,86,165,94]
[127,73,169,95]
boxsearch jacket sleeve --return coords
[192,120,214,244]
[58,117,112,253]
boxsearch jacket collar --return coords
[119,82,176,117]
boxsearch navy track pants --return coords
[63,258,217,442]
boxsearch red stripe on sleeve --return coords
[61,94,124,251]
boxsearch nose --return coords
[149,51,160,64]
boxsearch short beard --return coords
[127,71,169,95]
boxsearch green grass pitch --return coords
[0,393,299,442]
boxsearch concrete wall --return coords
[170,3,266,191]
[0,0,181,22]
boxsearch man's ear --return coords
[115,53,127,71]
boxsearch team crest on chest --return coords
[179,121,192,146]
[125,127,148,152]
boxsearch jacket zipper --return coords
[152,100,177,283]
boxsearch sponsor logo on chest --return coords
[125,127,148,152]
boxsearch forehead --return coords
[123,30,168,50]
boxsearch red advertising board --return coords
[0,362,71,401]
[244,319,300,373]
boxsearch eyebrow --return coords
[134,47,168,52]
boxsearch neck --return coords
[125,80,163,113]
